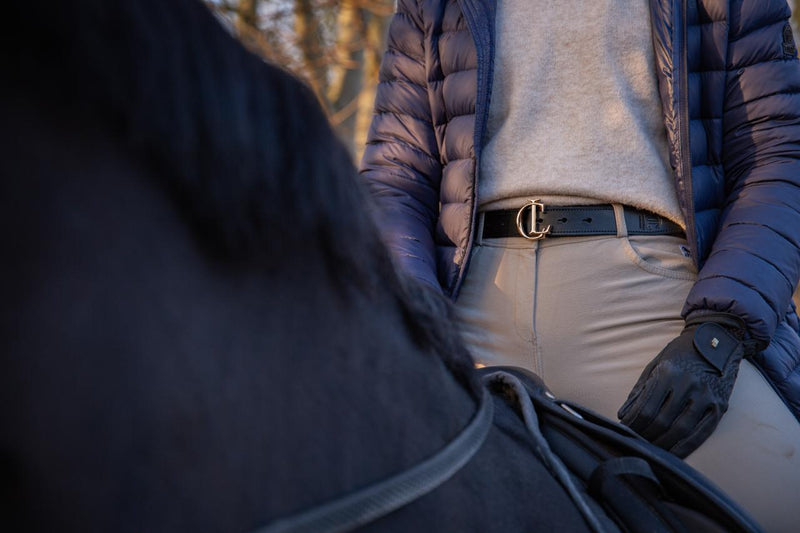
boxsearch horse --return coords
[0,1,756,531]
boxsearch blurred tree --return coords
[206,0,393,160]
[794,0,800,38]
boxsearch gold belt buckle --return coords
[515,199,551,240]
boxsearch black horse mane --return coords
[4,0,479,394]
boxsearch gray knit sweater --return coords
[479,0,684,228]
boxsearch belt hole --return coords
[557,217,567,223]
[583,217,592,223]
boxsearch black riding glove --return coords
[617,313,758,458]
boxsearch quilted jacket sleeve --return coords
[359,0,443,291]
[684,0,800,346]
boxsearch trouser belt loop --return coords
[475,212,485,246]
[612,204,628,238]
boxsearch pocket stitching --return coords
[620,237,697,281]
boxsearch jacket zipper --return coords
[676,0,698,264]
[452,0,494,298]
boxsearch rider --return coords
[360,1,800,530]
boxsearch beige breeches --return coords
[455,208,800,532]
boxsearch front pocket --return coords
[621,234,698,281]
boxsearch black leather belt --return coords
[482,201,683,240]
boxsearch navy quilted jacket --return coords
[361,0,800,417]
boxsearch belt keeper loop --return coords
[612,204,628,238]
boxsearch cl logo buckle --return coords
[515,199,551,240]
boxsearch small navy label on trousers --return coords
[640,214,664,231]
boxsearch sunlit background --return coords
[206,0,394,160]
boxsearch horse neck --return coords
[0,97,479,530]
[263,265,480,488]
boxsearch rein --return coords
[255,386,494,533]
[255,371,605,533]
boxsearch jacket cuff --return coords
[684,310,767,351]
